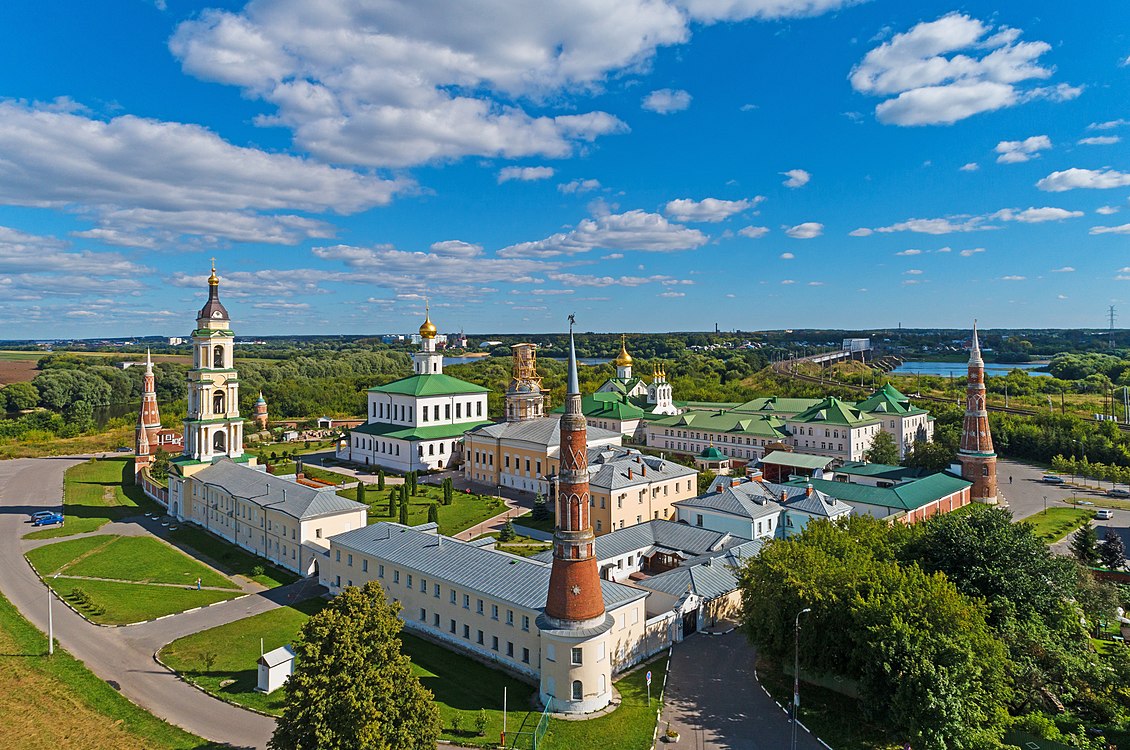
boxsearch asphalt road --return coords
[661,631,826,750]
[0,456,283,749]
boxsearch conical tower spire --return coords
[567,315,580,395]
[145,347,153,374]
[970,319,983,365]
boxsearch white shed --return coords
[257,645,296,693]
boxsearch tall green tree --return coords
[863,430,901,465]
[1072,524,1100,566]
[356,479,367,505]
[442,477,453,506]
[427,503,439,525]
[902,439,955,473]
[377,468,385,490]
[531,492,550,522]
[398,486,409,525]
[1099,528,1126,570]
[1,381,38,411]
[269,582,440,750]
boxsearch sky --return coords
[0,0,1128,339]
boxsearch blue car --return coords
[32,513,64,527]
[30,510,55,521]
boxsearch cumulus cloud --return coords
[780,252,795,259]
[991,206,1083,223]
[1037,168,1130,192]
[781,169,811,188]
[785,222,823,239]
[429,240,484,257]
[664,197,761,222]
[850,14,1075,126]
[1090,224,1130,235]
[498,210,707,258]
[558,179,602,194]
[738,225,770,239]
[1078,135,1121,146]
[1051,266,1074,272]
[658,290,686,298]
[1001,275,1026,281]
[960,247,985,256]
[848,227,873,237]
[547,272,691,287]
[498,166,555,183]
[960,162,979,171]
[1088,119,1129,130]
[896,249,922,256]
[905,269,923,275]
[867,216,990,234]
[74,209,337,247]
[642,89,692,114]
[681,0,866,23]
[995,135,1051,163]
[0,226,149,277]
[1096,206,1120,215]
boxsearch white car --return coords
[1095,509,1114,521]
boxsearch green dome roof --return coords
[699,446,725,460]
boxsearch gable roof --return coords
[855,383,928,416]
[649,409,789,439]
[351,420,492,441]
[634,540,763,601]
[778,486,853,518]
[793,473,972,512]
[587,448,696,490]
[194,459,367,520]
[465,416,622,448]
[731,396,822,415]
[834,461,931,482]
[673,479,782,521]
[368,373,489,397]
[790,397,879,427]
[760,450,834,470]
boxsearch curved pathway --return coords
[0,456,289,749]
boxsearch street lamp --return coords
[792,607,812,750]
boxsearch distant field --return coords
[0,350,190,385]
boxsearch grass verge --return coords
[27,535,238,590]
[0,588,222,749]
[24,457,157,540]
[46,577,240,625]
[338,483,507,536]
[514,512,555,534]
[170,525,298,588]
[1020,507,1095,543]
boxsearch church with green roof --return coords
[336,306,491,472]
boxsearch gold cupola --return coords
[208,258,219,286]
[613,335,632,367]
[419,301,437,339]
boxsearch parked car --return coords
[1096,509,1114,521]
[1041,474,1066,484]
[115,446,131,453]
[29,510,55,521]
[1107,488,1130,498]
[31,513,64,527]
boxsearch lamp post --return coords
[792,607,812,750]
[47,572,60,655]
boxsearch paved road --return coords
[0,457,285,749]
[661,631,825,750]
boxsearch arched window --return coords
[212,430,226,453]
[213,345,224,368]
[571,680,582,701]
[982,465,989,477]
[213,391,225,414]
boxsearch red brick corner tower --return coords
[957,322,998,503]
[135,349,161,475]
[544,319,606,628]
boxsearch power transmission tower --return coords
[1109,305,1117,349]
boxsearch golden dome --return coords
[208,259,219,286]
[614,335,632,367]
[419,302,437,339]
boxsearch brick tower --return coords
[134,349,161,474]
[957,322,998,504]
[254,392,269,431]
[538,316,613,714]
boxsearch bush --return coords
[251,565,266,578]
[474,709,487,736]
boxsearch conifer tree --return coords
[427,503,439,525]
[1099,528,1126,570]
[498,519,516,542]
[399,486,409,525]
[270,582,440,750]
[377,468,385,490]
[356,479,367,505]
[1071,524,1100,566]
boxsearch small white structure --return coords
[257,644,296,693]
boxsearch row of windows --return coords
[353,436,402,457]
[373,400,485,423]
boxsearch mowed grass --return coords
[170,525,298,588]
[27,535,238,590]
[538,656,668,750]
[1021,507,1096,543]
[24,457,155,539]
[47,577,241,626]
[159,599,325,715]
[0,589,223,750]
[338,482,507,536]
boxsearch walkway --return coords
[661,630,825,750]
[0,456,289,749]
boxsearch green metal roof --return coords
[793,473,972,512]
[698,446,726,460]
[350,419,492,442]
[790,397,879,427]
[367,373,489,397]
[551,391,648,420]
[650,409,789,439]
[835,462,930,481]
[760,450,833,470]
[855,383,928,417]
[732,396,822,415]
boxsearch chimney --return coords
[805,484,813,497]
[628,468,633,480]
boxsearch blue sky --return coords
[0,0,1127,339]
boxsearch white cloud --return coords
[850,14,1074,126]
[680,0,865,23]
[780,252,795,259]
[547,272,691,287]
[991,206,1083,223]
[1090,224,1130,235]
[658,290,686,298]
[1088,119,1129,130]
[785,222,823,239]
[1096,206,1120,215]
[807,281,824,286]
[1037,168,1130,192]
[498,209,707,258]
[429,240,484,257]
[738,225,770,239]
[75,208,337,247]
[781,169,811,188]
[0,226,149,277]
[664,197,761,223]
[1001,275,1026,281]
[1078,135,1121,146]
[1051,266,1074,273]
[642,89,692,114]
[869,216,989,234]
[781,279,795,285]
[498,166,555,183]
[995,135,1051,163]
[558,179,602,194]
[905,269,923,275]
[896,248,922,256]
[848,227,873,237]
[960,162,979,171]
[529,289,574,295]
[959,247,985,256]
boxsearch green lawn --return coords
[47,576,241,625]
[473,533,552,559]
[0,589,223,750]
[27,535,238,590]
[1020,507,1095,543]
[24,457,156,540]
[338,483,507,536]
[170,525,298,588]
[514,512,555,534]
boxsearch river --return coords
[890,361,1050,377]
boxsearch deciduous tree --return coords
[863,430,900,466]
